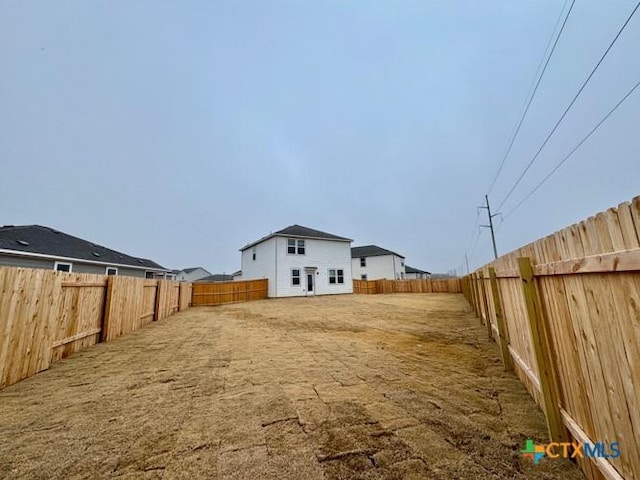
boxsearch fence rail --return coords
[464,195,640,480]
[353,278,461,294]
[0,267,191,390]
[191,279,268,306]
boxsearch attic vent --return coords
[137,259,144,264]
[118,255,124,259]
[50,229,60,234]
[17,240,30,246]
[92,252,101,257]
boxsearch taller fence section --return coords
[464,196,640,480]
[0,267,191,390]
[353,278,462,294]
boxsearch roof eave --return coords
[241,233,352,251]
[0,248,169,272]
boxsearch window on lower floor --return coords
[329,269,344,284]
[54,261,72,272]
[145,271,155,279]
[106,267,118,276]
[361,274,367,280]
[292,269,301,285]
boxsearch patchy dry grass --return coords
[0,294,583,479]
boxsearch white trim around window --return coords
[328,268,345,285]
[291,268,301,286]
[106,267,118,275]
[287,238,306,255]
[54,261,73,272]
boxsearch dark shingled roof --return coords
[180,267,208,274]
[405,265,431,275]
[351,245,405,259]
[241,224,352,251]
[0,225,167,270]
[196,274,234,282]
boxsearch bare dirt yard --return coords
[0,294,583,479]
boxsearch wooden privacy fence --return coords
[191,279,268,306]
[353,278,462,294]
[464,195,640,480]
[0,266,192,390]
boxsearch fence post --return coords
[154,280,163,321]
[478,271,493,340]
[470,274,479,318]
[100,275,115,343]
[488,267,513,371]
[517,257,568,443]
[466,274,475,310]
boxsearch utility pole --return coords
[465,253,470,274]
[479,194,500,260]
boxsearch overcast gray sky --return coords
[1,1,639,274]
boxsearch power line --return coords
[465,210,481,253]
[467,225,485,261]
[496,0,640,213]
[503,77,640,220]
[486,0,574,196]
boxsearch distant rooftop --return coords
[179,267,209,274]
[405,265,431,275]
[196,274,234,282]
[351,245,405,259]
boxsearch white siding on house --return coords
[274,237,352,297]
[241,236,352,297]
[351,254,406,280]
[241,237,278,297]
[405,272,429,280]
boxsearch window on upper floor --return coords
[252,248,256,261]
[360,257,366,267]
[329,269,344,284]
[287,238,305,255]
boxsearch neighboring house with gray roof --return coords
[0,225,170,278]
[351,245,406,280]
[405,265,431,280]
[174,267,211,282]
[240,224,353,297]
[195,273,234,282]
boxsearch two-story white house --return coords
[240,225,353,298]
[351,245,406,280]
